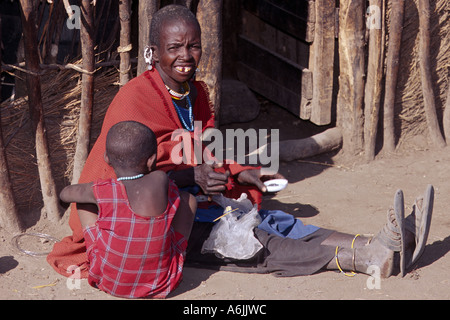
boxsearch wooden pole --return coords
[383,0,405,153]
[49,0,65,64]
[137,0,159,76]
[444,79,450,143]
[418,0,446,148]
[309,0,335,126]
[19,0,61,222]
[118,0,132,86]
[71,0,95,185]
[0,118,21,232]
[364,0,385,160]
[0,14,22,232]
[39,0,61,64]
[336,0,366,156]
[196,0,223,127]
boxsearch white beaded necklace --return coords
[117,173,144,181]
[165,82,190,100]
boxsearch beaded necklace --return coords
[165,82,190,100]
[172,95,194,131]
[117,173,144,181]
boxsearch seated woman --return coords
[47,4,433,282]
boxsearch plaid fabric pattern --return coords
[83,178,186,298]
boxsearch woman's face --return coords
[153,19,202,90]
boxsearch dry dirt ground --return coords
[0,104,449,301]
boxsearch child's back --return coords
[120,170,169,218]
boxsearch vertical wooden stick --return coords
[49,0,65,64]
[118,0,132,86]
[444,78,450,143]
[71,0,95,185]
[336,0,366,156]
[418,0,446,148]
[137,0,159,76]
[19,0,60,222]
[383,0,405,153]
[364,0,385,160]
[0,15,22,232]
[196,0,223,127]
[0,123,21,232]
[310,0,335,126]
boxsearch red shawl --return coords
[47,69,261,278]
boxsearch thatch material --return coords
[391,0,449,146]
[0,63,119,214]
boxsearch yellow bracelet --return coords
[335,234,360,277]
[351,234,361,249]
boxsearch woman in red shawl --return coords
[47,4,277,278]
[48,5,431,282]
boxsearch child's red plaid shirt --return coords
[83,178,186,298]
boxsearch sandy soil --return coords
[0,105,449,301]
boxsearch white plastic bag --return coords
[201,201,263,260]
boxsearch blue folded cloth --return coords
[257,209,319,240]
[194,205,224,222]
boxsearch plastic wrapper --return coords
[201,194,263,260]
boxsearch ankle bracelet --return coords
[335,234,360,277]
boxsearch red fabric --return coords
[47,69,261,278]
[84,178,185,299]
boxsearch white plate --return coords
[264,179,288,193]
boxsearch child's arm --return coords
[60,182,98,229]
[60,182,96,205]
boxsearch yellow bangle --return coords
[335,246,356,277]
[335,234,360,277]
[351,234,361,249]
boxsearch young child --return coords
[60,120,197,299]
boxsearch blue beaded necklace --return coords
[172,95,194,131]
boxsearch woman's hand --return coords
[193,163,230,195]
[235,169,285,193]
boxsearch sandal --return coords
[405,185,434,269]
[375,189,406,277]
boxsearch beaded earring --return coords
[144,46,153,70]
